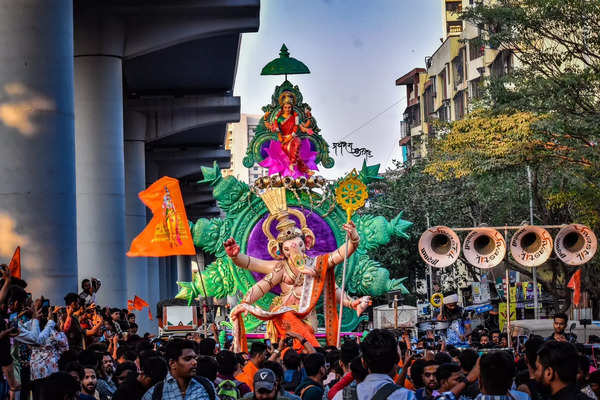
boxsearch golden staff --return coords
[335,169,368,347]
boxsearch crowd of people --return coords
[0,266,597,400]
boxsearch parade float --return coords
[175,45,413,343]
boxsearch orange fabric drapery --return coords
[233,254,339,351]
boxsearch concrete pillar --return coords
[169,257,178,298]
[124,111,148,300]
[125,110,153,333]
[0,1,77,303]
[145,160,160,332]
[74,15,126,306]
[158,257,168,301]
[177,255,192,283]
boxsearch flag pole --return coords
[194,251,214,329]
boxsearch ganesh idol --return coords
[224,187,369,351]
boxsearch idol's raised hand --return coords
[224,237,240,258]
[341,221,359,243]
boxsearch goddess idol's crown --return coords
[260,187,315,260]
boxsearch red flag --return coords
[8,247,20,279]
[148,308,153,320]
[567,269,582,306]
[127,299,134,312]
[127,177,195,257]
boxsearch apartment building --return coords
[397,0,514,164]
[223,114,269,184]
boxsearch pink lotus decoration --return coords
[259,139,318,178]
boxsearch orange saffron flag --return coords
[128,295,149,311]
[567,269,582,306]
[127,296,153,319]
[127,177,195,257]
[8,247,20,279]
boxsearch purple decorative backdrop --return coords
[246,207,338,294]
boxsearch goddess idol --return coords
[260,92,317,178]
[224,187,370,351]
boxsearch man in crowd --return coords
[479,333,490,348]
[534,340,592,400]
[64,292,84,352]
[216,349,251,397]
[96,352,117,400]
[436,363,465,399]
[295,353,326,400]
[437,294,471,345]
[588,370,600,400]
[357,329,415,400]
[261,360,301,400]
[282,349,303,394]
[547,313,576,343]
[237,342,268,391]
[478,351,515,400]
[114,362,140,391]
[458,349,479,399]
[79,367,99,400]
[110,308,125,335]
[246,368,283,400]
[491,331,501,347]
[113,356,168,400]
[327,340,360,400]
[79,278,100,307]
[142,339,214,400]
[415,361,439,400]
[516,335,545,400]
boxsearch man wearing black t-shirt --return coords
[64,292,84,351]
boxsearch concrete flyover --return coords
[71,0,259,332]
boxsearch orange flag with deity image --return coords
[126,177,196,257]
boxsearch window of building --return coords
[440,69,448,100]
[469,38,485,60]
[423,83,435,118]
[469,78,482,99]
[405,104,421,127]
[446,1,462,12]
[438,104,449,122]
[490,50,513,78]
[454,91,465,120]
[452,49,465,89]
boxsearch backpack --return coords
[216,379,241,400]
[342,384,358,400]
[372,383,401,400]
[151,376,216,400]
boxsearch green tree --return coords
[419,0,600,312]
[368,161,532,300]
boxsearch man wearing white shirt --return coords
[357,329,415,400]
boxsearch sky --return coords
[234,0,443,179]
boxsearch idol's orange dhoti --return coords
[231,254,338,352]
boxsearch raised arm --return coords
[328,222,360,268]
[224,238,276,274]
[240,264,284,306]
